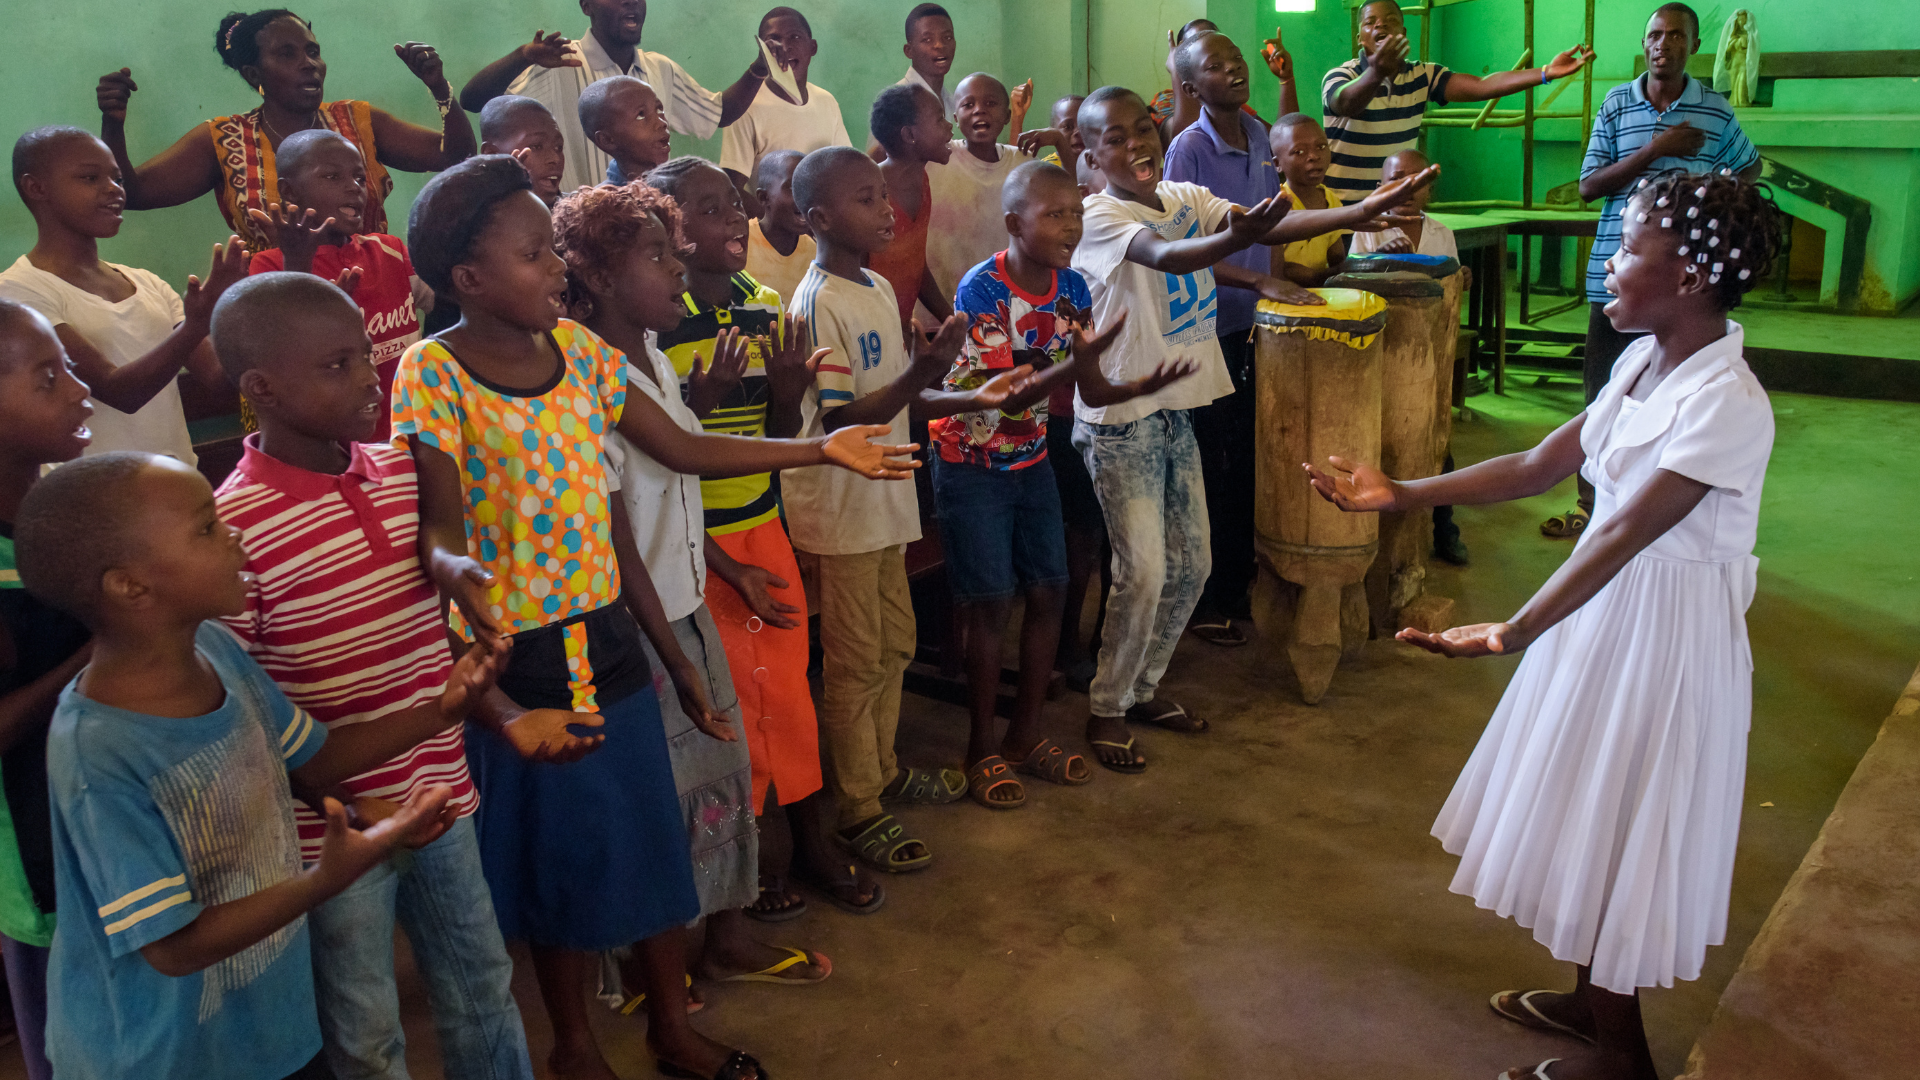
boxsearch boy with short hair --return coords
[480,95,568,205]
[246,129,431,443]
[745,149,817,302]
[15,447,496,1080]
[580,76,674,185]
[925,72,1028,303]
[783,145,1023,871]
[1,126,243,466]
[1351,148,1457,259]
[897,3,957,116]
[719,8,852,193]
[0,300,95,1080]
[867,84,955,326]
[1068,87,1429,770]
[1270,114,1352,287]
[207,272,538,1080]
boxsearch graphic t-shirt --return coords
[46,622,326,1080]
[0,524,90,945]
[250,234,423,442]
[1069,182,1235,425]
[933,253,1092,470]
[654,273,785,536]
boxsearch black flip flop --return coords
[794,862,887,914]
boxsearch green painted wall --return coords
[0,0,1014,286]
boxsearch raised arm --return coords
[369,43,476,172]
[1306,410,1589,513]
[458,32,576,113]
[1261,164,1439,243]
[55,238,246,414]
[1328,36,1409,119]
[1261,35,1300,119]
[1441,45,1594,105]
[815,316,956,431]
[716,52,771,127]
[1126,194,1287,275]
[95,69,223,210]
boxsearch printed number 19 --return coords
[859,330,884,370]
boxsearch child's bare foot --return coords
[697,919,830,984]
[1489,989,1597,1043]
[1086,713,1146,773]
[648,1030,766,1080]
[1499,1048,1656,1080]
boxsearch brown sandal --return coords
[966,755,1026,809]
[1009,737,1092,786]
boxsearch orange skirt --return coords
[706,519,823,812]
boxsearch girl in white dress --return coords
[1306,170,1785,1080]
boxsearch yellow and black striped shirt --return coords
[654,273,786,535]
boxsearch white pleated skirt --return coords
[1433,552,1755,995]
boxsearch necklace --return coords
[259,106,320,144]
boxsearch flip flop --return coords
[1126,699,1209,734]
[879,765,966,806]
[1496,1059,1562,1080]
[721,946,832,985]
[967,755,1026,809]
[1187,620,1248,647]
[616,973,704,1016]
[793,862,886,915]
[1009,737,1093,786]
[834,813,931,873]
[1089,734,1147,774]
[1488,991,1597,1045]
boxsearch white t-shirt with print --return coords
[0,255,196,464]
[1068,182,1235,426]
[719,83,852,178]
[1350,213,1459,260]
[781,264,921,555]
[925,140,1028,304]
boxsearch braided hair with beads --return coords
[1627,168,1785,310]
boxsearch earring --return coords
[256,84,266,97]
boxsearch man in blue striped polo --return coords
[1539,1,1760,538]
[1320,0,1594,201]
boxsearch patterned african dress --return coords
[207,101,393,254]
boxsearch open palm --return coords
[1303,455,1399,512]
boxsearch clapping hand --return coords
[436,637,512,725]
[181,236,249,332]
[685,327,752,417]
[316,785,453,888]
[963,364,1037,411]
[909,312,969,383]
[1227,195,1290,244]
[821,425,922,479]
[1303,455,1400,512]
[762,312,830,403]
[1365,31,1411,77]
[429,553,507,652]
[247,202,335,271]
[518,30,580,70]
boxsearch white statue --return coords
[1715,9,1760,107]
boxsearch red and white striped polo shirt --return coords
[216,436,477,861]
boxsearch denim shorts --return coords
[931,455,1069,603]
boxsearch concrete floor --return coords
[6,381,1916,1080]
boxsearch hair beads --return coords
[1633,169,1786,309]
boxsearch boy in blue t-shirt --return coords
[13,451,501,1080]
[930,160,1172,806]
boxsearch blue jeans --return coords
[932,456,1069,603]
[310,816,533,1080]
[1073,410,1210,717]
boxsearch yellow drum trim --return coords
[1253,289,1390,350]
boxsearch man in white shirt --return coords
[896,3,956,117]
[459,0,771,192]
[719,8,851,191]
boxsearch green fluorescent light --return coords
[1275,0,1315,10]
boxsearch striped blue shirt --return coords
[1582,75,1759,303]
[1321,57,1453,198]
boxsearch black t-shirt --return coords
[0,520,91,914]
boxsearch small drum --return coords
[1340,252,1461,278]
[1252,289,1387,705]
[1325,270,1453,633]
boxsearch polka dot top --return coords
[391,320,628,636]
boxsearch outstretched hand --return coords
[96,68,137,123]
[1227,195,1290,245]
[1358,165,1441,223]
[822,424,922,479]
[247,202,335,270]
[762,312,828,403]
[518,30,580,70]
[1070,309,1128,364]
[1303,455,1400,512]
[685,327,752,417]
[181,236,249,330]
[965,364,1037,410]
[1545,44,1596,80]
[1365,31,1411,77]
[1396,622,1522,658]
[316,785,453,888]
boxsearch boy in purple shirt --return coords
[1162,29,1318,646]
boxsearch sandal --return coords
[1009,737,1092,786]
[743,878,807,923]
[1497,1060,1563,1080]
[1488,991,1597,1045]
[722,946,832,985]
[1539,508,1589,539]
[966,755,1026,809]
[1187,619,1248,647]
[834,813,931,873]
[1088,733,1147,774]
[1126,699,1209,734]
[879,765,966,806]
[616,973,704,1016]
[793,862,886,915]
[656,1049,769,1080]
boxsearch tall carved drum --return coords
[1252,290,1387,705]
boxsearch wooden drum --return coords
[1330,257,1463,637]
[1252,289,1387,705]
